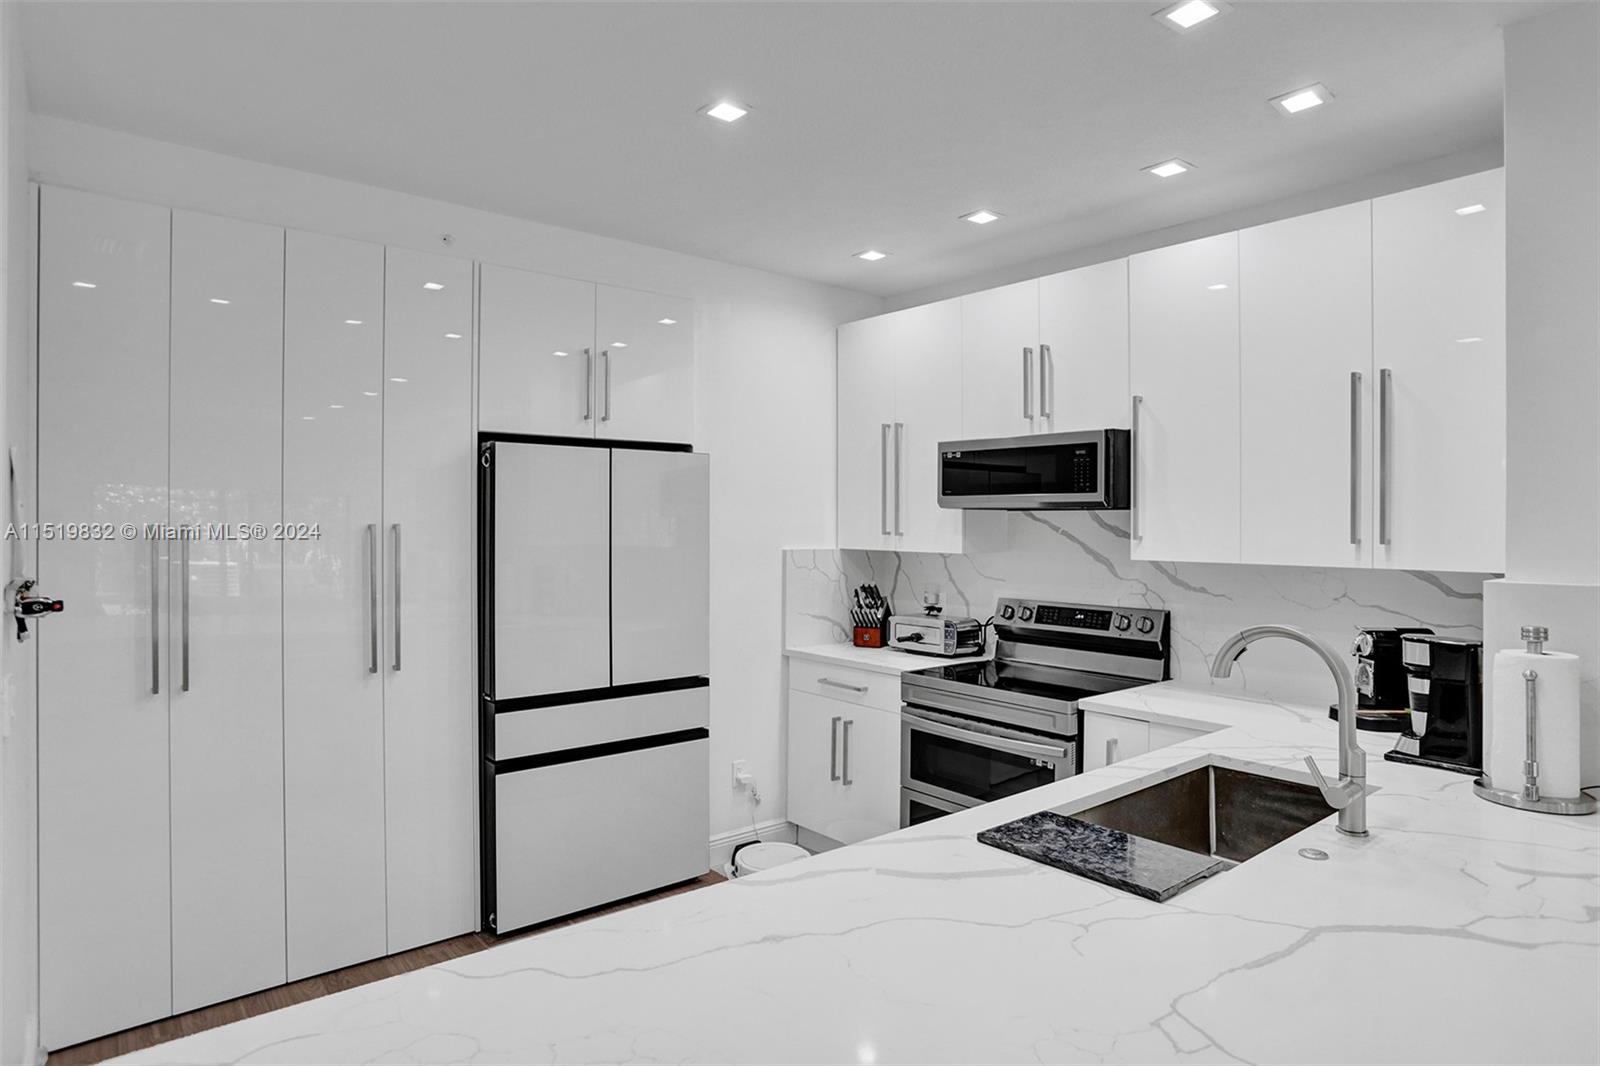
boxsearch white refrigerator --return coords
[478,436,711,933]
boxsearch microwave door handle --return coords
[906,713,1070,761]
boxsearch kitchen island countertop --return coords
[117,681,1600,1065]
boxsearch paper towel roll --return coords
[1487,648,1582,799]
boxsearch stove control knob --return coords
[1135,615,1156,635]
[999,604,1016,621]
[1113,613,1132,632]
[1018,605,1035,622]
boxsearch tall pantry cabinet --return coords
[36,187,478,1049]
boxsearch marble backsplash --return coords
[785,510,1489,709]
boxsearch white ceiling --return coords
[22,1,1544,298]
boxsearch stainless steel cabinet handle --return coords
[1130,394,1143,541]
[1106,737,1119,765]
[1378,368,1392,547]
[600,349,612,422]
[892,422,904,536]
[1349,371,1362,546]
[150,538,160,695]
[180,538,190,692]
[367,523,378,674]
[829,716,842,782]
[880,423,892,536]
[1039,344,1052,419]
[841,719,854,786]
[391,523,402,671]
[819,677,868,693]
[1022,347,1034,419]
[583,347,593,421]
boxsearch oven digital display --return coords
[1034,605,1111,630]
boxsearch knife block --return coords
[852,626,884,648]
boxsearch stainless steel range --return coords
[900,598,1171,826]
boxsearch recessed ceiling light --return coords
[855,250,889,262]
[210,297,231,305]
[422,282,444,291]
[702,100,749,123]
[1270,84,1331,115]
[961,209,1002,225]
[1143,159,1193,178]
[612,341,629,348]
[362,391,379,396]
[1456,336,1484,344]
[300,415,315,421]
[1207,283,1230,290]
[345,319,363,325]
[444,332,463,339]
[657,318,678,325]
[72,281,96,289]
[389,377,408,383]
[1455,203,1487,216]
[1157,0,1223,32]
[553,350,569,358]
[328,404,344,409]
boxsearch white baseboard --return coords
[709,818,796,875]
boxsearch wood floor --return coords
[49,872,726,1066]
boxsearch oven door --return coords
[901,788,968,828]
[901,704,1076,810]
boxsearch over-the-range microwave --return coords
[936,428,1131,510]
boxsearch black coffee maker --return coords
[1384,634,1484,774]
[1331,626,1433,732]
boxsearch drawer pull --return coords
[1106,737,1119,765]
[818,677,868,693]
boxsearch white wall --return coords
[0,5,38,1062]
[25,115,881,860]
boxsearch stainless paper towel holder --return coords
[1473,626,1597,816]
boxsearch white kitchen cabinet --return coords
[1239,201,1374,568]
[478,264,596,438]
[960,280,1040,440]
[382,247,478,954]
[1081,710,1207,771]
[785,690,899,845]
[1129,232,1241,564]
[1038,259,1131,430]
[282,229,389,980]
[37,187,174,1049]
[1372,169,1506,573]
[836,311,899,551]
[596,285,695,445]
[168,209,287,1012]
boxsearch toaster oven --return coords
[887,614,984,657]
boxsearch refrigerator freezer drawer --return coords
[491,736,710,933]
[492,684,708,761]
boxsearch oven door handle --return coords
[903,709,1071,760]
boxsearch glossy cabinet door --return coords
[960,280,1040,440]
[282,230,388,980]
[595,286,695,445]
[832,706,900,844]
[1081,712,1150,771]
[478,264,597,436]
[37,187,174,1049]
[836,313,898,551]
[382,248,477,953]
[168,210,287,1012]
[892,299,969,554]
[785,690,845,840]
[1038,259,1130,430]
[611,450,710,685]
[1129,233,1241,564]
[1372,169,1506,573]
[489,442,611,699]
[1240,202,1373,568]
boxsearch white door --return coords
[892,299,969,553]
[478,264,597,437]
[282,230,388,980]
[37,187,173,1048]
[382,248,478,953]
[1039,260,1130,430]
[1129,233,1241,564]
[1372,169,1506,573]
[610,449,710,686]
[833,708,899,844]
[836,314,898,550]
[1240,201,1373,568]
[785,690,845,838]
[595,286,695,444]
[489,442,611,699]
[960,280,1040,440]
[1081,713,1150,771]
[168,210,287,1011]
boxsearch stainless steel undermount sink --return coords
[1068,763,1337,867]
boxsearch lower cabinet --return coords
[1081,710,1207,771]
[786,667,900,845]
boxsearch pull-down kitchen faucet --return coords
[1210,625,1368,836]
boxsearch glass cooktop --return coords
[905,659,1133,707]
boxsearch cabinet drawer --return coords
[788,660,901,712]
[492,686,709,761]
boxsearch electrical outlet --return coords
[731,759,748,787]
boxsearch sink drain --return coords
[1298,847,1330,861]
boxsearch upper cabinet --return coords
[1128,232,1241,565]
[960,280,1040,440]
[1038,259,1131,430]
[479,265,695,445]
[1372,169,1506,573]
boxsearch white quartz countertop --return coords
[118,682,1600,1065]
[785,641,989,674]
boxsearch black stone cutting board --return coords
[977,810,1227,902]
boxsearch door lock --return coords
[10,578,63,641]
